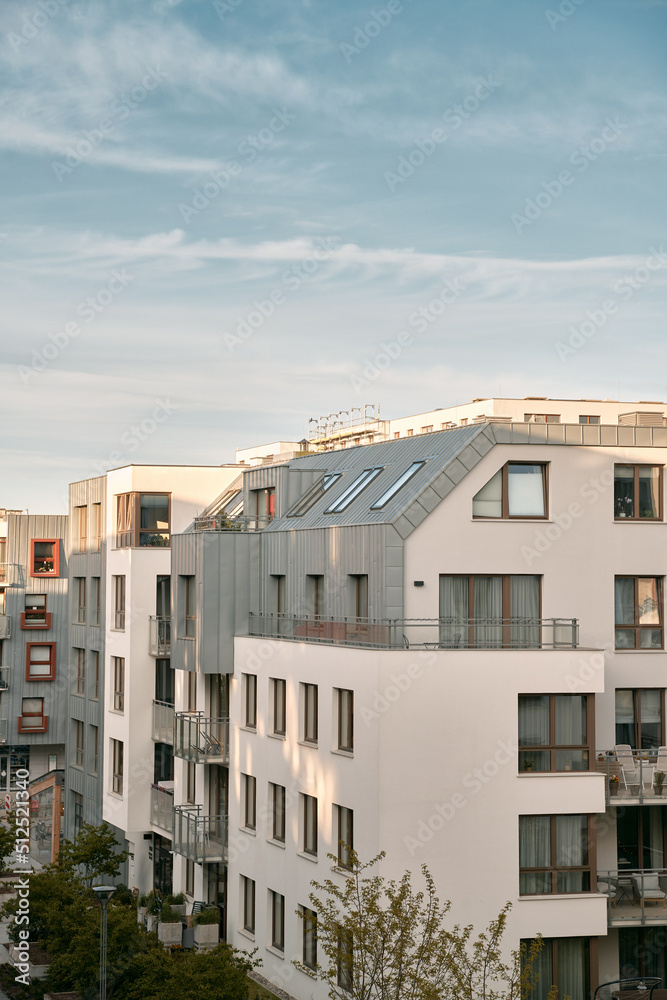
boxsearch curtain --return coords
[638,466,660,518]
[557,938,589,1000]
[640,689,662,749]
[508,464,545,516]
[520,815,551,867]
[555,696,586,745]
[511,575,540,647]
[615,577,636,625]
[529,942,553,1000]
[474,577,503,647]
[556,815,588,891]
[519,696,550,747]
[439,577,469,647]
[615,689,635,746]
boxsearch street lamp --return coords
[92,885,116,1000]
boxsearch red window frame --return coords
[21,594,51,630]
[30,539,60,578]
[25,642,56,682]
[18,697,48,733]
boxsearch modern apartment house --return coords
[161,408,667,1000]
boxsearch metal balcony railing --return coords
[598,869,667,925]
[0,616,10,640]
[152,700,174,745]
[248,614,580,650]
[0,720,8,743]
[192,514,273,532]
[151,784,174,834]
[174,713,229,763]
[173,805,227,863]
[598,749,667,804]
[149,616,171,656]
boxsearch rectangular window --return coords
[186,859,195,898]
[113,575,125,630]
[349,575,368,619]
[184,576,196,637]
[439,575,541,648]
[271,783,286,843]
[73,792,83,835]
[74,648,85,696]
[30,539,59,577]
[272,678,286,736]
[242,876,255,933]
[337,689,354,752]
[92,502,102,551]
[579,415,600,424]
[25,642,56,681]
[19,697,47,732]
[302,907,317,970]
[615,689,664,749]
[91,577,100,626]
[75,505,87,552]
[269,890,285,951]
[244,673,257,729]
[22,594,49,629]
[112,656,124,712]
[75,577,86,624]
[0,538,5,581]
[406,428,414,436]
[111,738,124,795]
[286,475,342,518]
[615,465,662,520]
[337,925,353,991]
[115,493,171,547]
[521,937,591,1000]
[307,574,323,617]
[91,650,100,700]
[187,672,197,712]
[371,461,426,510]
[303,683,318,743]
[244,774,257,830]
[615,576,663,648]
[303,793,318,856]
[74,720,84,767]
[325,468,384,513]
[186,760,196,804]
[335,805,354,870]
[518,695,592,772]
[524,413,560,423]
[519,815,592,895]
[473,463,548,519]
[90,725,99,774]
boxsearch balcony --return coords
[151,784,174,834]
[0,615,10,639]
[598,750,667,805]
[173,805,227,863]
[173,713,229,763]
[152,700,174,744]
[0,564,17,586]
[192,514,272,532]
[0,720,7,743]
[149,616,171,656]
[0,668,10,692]
[247,614,580,650]
[599,869,667,926]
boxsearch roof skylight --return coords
[286,473,342,517]
[325,467,384,513]
[370,461,426,510]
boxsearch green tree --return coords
[122,942,257,1000]
[56,820,128,887]
[0,811,19,875]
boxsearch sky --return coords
[1,0,666,512]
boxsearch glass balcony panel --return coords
[148,616,171,656]
[172,806,227,863]
[173,713,229,762]
[151,784,174,834]
[151,701,174,745]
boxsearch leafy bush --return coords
[159,905,182,924]
[165,892,186,905]
[193,906,220,926]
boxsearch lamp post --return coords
[92,885,116,1000]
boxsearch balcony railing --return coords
[0,565,16,586]
[151,784,174,834]
[0,616,10,639]
[598,750,667,804]
[599,869,667,925]
[248,614,580,650]
[173,805,227,863]
[0,720,8,743]
[152,700,174,745]
[174,713,229,763]
[192,514,273,532]
[149,616,171,656]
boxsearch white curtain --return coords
[519,696,550,747]
[557,939,589,1000]
[511,576,540,647]
[520,815,551,868]
[439,577,468,647]
[554,696,586,746]
[615,577,636,625]
[474,577,502,647]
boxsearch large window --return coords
[115,493,170,547]
[473,463,548,519]
[337,689,354,752]
[19,697,47,732]
[111,739,124,795]
[112,656,125,712]
[25,642,56,681]
[519,815,592,895]
[615,577,662,648]
[302,793,318,856]
[113,576,125,630]
[439,575,540,648]
[615,465,662,520]
[521,937,591,1000]
[616,689,663,749]
[518,695,592,772]
[30,539,59,577]
[269,890,285,952]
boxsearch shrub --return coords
[165,892,186,905]
[193,907,220,925]
[159,904,182,924]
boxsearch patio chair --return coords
[615,745,640,791]
[632,873,667,907]
[597,875,618,907]
[653,746,667,793]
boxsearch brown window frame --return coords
[18,697,47,733]
[271,783,286,843]
[615,688,666,749]
[92,502,102,551]
[74,720,84,767]
[113,575,125,630]
[91,577,101,626]
[439,574,542,649]
[111,738,124,795]
[519,814,595,896]
[75,577,86,624]
[473,462,549,520]
[520,937,596,998]
[30,539,60,577]
[74,648,85,696]
[115,492,171,548]
[303,793,318,856]
[21,595,50,630]
[75,505,87,552]
[337,689,354,752]
[614,464,663,521]
[112,656,124,712]
[303,683,318,744]
[244,774,256,831]
[272,678,286,736]
[25,642,56,681]
[579,415,600,424]
[518,694,594,773]
[615,576,663,649]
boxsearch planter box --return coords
[158,921,183,948]
[146,914,158,934]
[193,922,219,952]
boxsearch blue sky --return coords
[1,0,666,511]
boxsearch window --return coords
[473,463,548,518]
[183,576,196,637]
[521,937,591,1000]
[186,761,196,804]
[91,651,100,700]
[302,907,317,970]
[75,505,87,551]
[155,658,174,704]
[524,413,560,423]
[325,468,384,513]
[519,814,592,895]
[579,415,600,424]
[74,648,85,695]
[614,465,662,520]
[244,674,257,729]
[91,578,100,626]
[303,793,318,855]
[287,474,342,517]
[90,725,99,774]
[270,574,285,615]
[187,672,197,711]
[269,890,285,951]
[25,642,56,681]
[307,575,323,617]
[439,575,541,648]
[421,425,433,433]
[111,738,124,795]
[115,493,170,547]
[335,805,354,870]
[22,595,49,629]
[73,792,83,835]
[112,656,124,712]
[518,695,592,772]
[272,678,286,736]
[303,683,318,743]
[393,431,400,439]
[337,689,354,752]
[92,502,102,550]
[30,539,59,577]
[349,575,368,619]
[406,428,414,436]
[113,576,125,630]
[370,461,426,510]
[243,774,256,830]
[336,925,353,991]
[19,697,47,732]
[271,783,286,843]
[74,720,84,767]
[242,876,255,933]
[615,576,663,648]
[0,537,5,581]
[616,689,664,749]
[75,577,86,624]
[186,859,195,898]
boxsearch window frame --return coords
[75,505,87,552]
[25,642,56,682]
[614,464,663,521]
[337,689,354,753]
[244,673,257,729]
[302,907,317,970]
[520,936,595,999]
[615,576,663,649]
[269,889,285,952]
[242,876,256,934]
[243,774,257,831]
[302,793,318,856]
[335,804,354,871]
[92,502,102,551]
[272,678,286,737]
[271,783,286,843]
[90,725,99,775]
[21,595,50,630]
[74,720,84,768]
[112,656,125,712]
[579,415,600,424]
[184,575,196,638]
[74,648,86,696]
[370,461,426,510]
[615,688,665,749]
[439,574,542,648]
[91,650,100,700]
[30,539,60,577]
[75,577,86,624]
[336,925,353,991]
[91,577,101,626]
[324,468,384,514]
[473,462,549,520]
[519,814,595,896]
[115,492,171,548]
[18,697,47,733]
[518,694,594,773]
[303,683,318,744]
[113,575,125,630]
[111,738,124,796]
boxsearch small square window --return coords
[30,539,59,577]
[25,642,56,681]
[19,697,47,732]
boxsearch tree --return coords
[0,811,19,875]
[296,851,559,1000]
[56,820,128,887]
[122,942,257,1000]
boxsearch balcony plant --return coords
[192,906,220,952]
[522,759,534,772]
[609,774,620,796]
[137,892,149,925]
[165,891,187,917]
[158,903,183,949]
[655,771,666,794]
